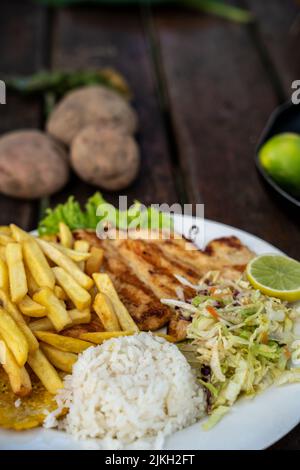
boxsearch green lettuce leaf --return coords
[38,192,173,235]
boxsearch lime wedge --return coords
[246,254,300,301]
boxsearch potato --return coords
[52,267,91,311]
[0,233,14,245]
[0,307,29,367]
[23,239,55,290]
[0,336,32,397]
[58,222,73,249]
[0,289,39,353]
[27,348,63,394]
[18,295,47,318]
[68,308,91,325]
[85,246,104,276]
[92,273,139,332]
[79,331,133,344]
[34,331,93,353]
[71,125,140,191]
[46,85,138,146]
[26,268,39,296]
[74,240,89,271]
[10,224,31,242]
[29,317,54,332]
[93,293,120,332]
[37,239,93,290]
[0,226,11,236]
[0,130,69,199]
[0,258,9,292]
[54,285,68,301]
[33,287,71,332]
[40,343,77,374]
[6,243,28,303]
[52,242,91,262]
[0,246,6,261]
[29,308,90,332]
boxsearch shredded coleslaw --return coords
[162,271,300,428]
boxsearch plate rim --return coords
[0,216,299,450]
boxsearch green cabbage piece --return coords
[202,406,230,431]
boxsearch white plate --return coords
[1,215,299,450]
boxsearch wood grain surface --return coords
[49,6,177,209]
[0,0,300,449]
[0,0,47,229]
[153,7,300,259]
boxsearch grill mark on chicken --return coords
[74,229,254,338]
[113,238,197,300]
[74,231,172,331]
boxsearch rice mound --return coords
[46,333,205,449]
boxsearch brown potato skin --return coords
[71,124,140,191]
[0,130,69,199]
[47,85,138,146]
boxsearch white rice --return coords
[45,332,205,449]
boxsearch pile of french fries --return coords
[0,222,139,398]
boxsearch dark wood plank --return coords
[49,6,177,211]
[243,1,300,449]
[246,0,300,97]
[153,9,300,259]
[0,0,47,229]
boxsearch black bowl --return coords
[255,101,300,209]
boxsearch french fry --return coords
[74,240,90,270]
[0,258,9,292]
[26,268,39,295]
[37,239,93,290]
[85,247,104,277]
[33,287,71,331]
[0,246,6,261]
[23,239,55,289]
[18,295,46,318]
[0,289,39,352]
[52,267,91,311]
[10,224,32,242]
[0,307,28,366]
[89,285,98,303]
[54,285,68,301]
[0,226,11,236]
[68,308,91,325]
[59,222,74,248]
[40,343,77,373]
[0,233,14,245]
[92,273,139,332]
[53,243,91,263]
[29,309,91,332]
[79,331,134,344]
[74,240,90,252]
[0,336,32,396]
[27,348,63,394]
[93,293,120,332]
[6,243,28,303]
[34,331,93,353]
[29,317,54,332]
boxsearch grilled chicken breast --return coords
[74,229,254,338]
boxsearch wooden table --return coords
[0,0,299,449]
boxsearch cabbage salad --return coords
[168,272,300,429]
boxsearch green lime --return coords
[259,133,300,197]
[246,254,300,301]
